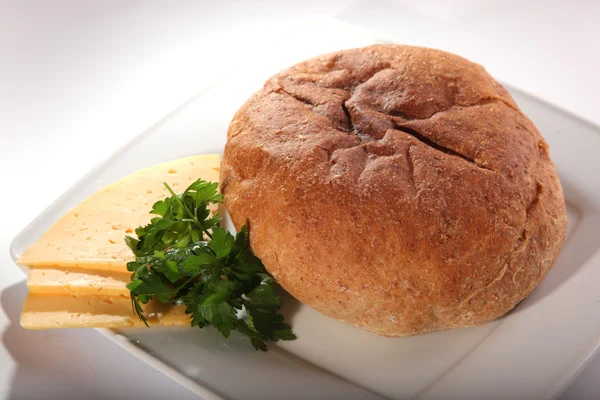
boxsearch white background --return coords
[1,0,599,398]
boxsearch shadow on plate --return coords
[117,287,303,358]
[0,281,209,400]
[0,281,98,399]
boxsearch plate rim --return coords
[95,328,227,400]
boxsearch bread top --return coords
[221,45,567,336]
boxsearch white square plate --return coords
[10,18,600,400]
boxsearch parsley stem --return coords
[163,182,202,228]
[176,276,197,295]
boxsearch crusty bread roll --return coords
[221,44,567,337]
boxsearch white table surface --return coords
[1,1,598,398]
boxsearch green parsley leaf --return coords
[234,320,268,351]
[244,275,284,311]
[210,226,236,260]
[150,197,171,217]
[126,178,295,351]
[128,270,177,303]
[124,236,139,253]
[181,253,219,276]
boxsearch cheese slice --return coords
[17,155,220,273]
[21,293,190,329]
[27,267,130,297]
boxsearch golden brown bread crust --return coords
[221,44,568,337]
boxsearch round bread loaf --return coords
[221,44,567,337]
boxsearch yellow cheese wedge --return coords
[17,155,220,273]
[27,267,130,297]
[21,293,190,329]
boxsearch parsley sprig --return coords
[125,179,295,351]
